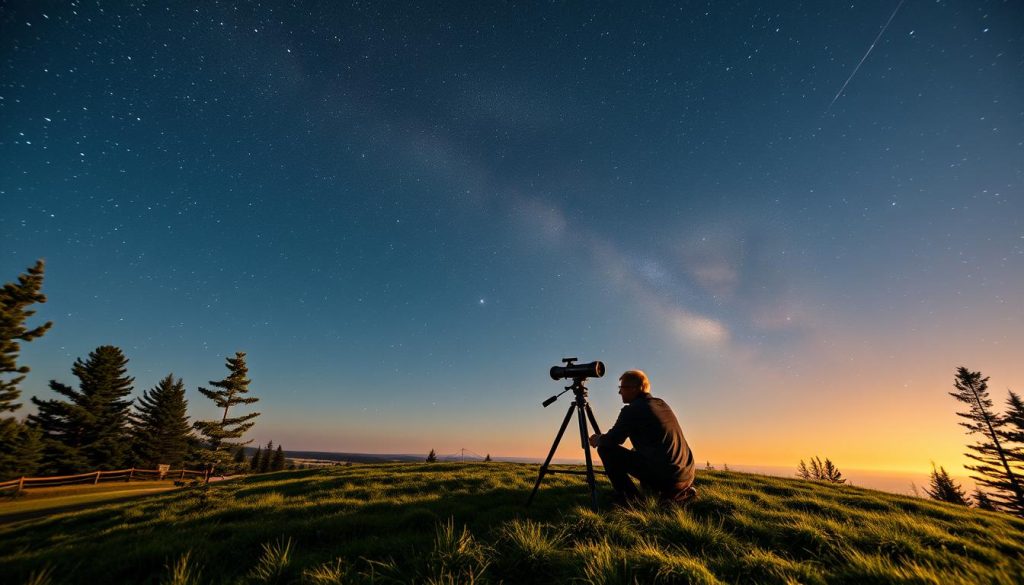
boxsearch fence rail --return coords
[0,467,208,493]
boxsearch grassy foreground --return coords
[2,463,1023,584]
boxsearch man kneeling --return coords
[588,370,696,506]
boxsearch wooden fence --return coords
[0,467,208,493]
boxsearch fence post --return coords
[180,469,185,480]
[128,467,134,482]
[93,471,101,485]
[17,477,25,491]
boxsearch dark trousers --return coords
[597,444,674,499]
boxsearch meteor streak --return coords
[826,0,906,113]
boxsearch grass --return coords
[1,463,1022,583]
[0,480,178,521]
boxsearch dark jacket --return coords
[598,394,695,486]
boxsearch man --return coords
[588,369,696,505]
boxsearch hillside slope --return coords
[2,463,1022,584]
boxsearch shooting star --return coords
[826,0,906,113]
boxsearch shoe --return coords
[664,485,697,506]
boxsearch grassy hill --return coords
[2,463,1022,584]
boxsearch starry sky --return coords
[3,1,1022,477]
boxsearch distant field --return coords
[2,463,1022,584]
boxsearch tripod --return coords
[526,376,606,510]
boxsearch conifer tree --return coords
[0,260,53,420]
[260,440,274,473]
[131,374,191,468]
[949,367,1024,514]
[973,488,997,511]
[271,445,285,471]
[192,352,260,474]
[484,453,491,462]
[29,346,134,473]
[250,446,262,472]
[0,260,52,479]
[233,446,246,465]
[925,463,969,505]
[797,456,845,483]
[426,448,437,463]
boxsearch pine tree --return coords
[29,346,134,473]
[797,459,811,480]
[260,440,274,473]
[271,445,285,471]
[0,260,53,478]
[0,422,43,480]
[233,446,246,465]
[949,367,1024,514]
[484,453,491,462]
[973,488,997,511]
[192,352,260,474]
[797,456,845,483]
[250,446,262,472]
[131,374,192,468]
[426,448,437,463]
[0,260,53,420]
[925,463,969,505]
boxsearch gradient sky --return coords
[3,2,1022,477]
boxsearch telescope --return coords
[529,357,607,510]
[549,358,605,381]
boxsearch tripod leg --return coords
[577,402,600,510]
[584,402,602,434]
[527,403,576,506]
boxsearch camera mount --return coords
[527,358,606,510]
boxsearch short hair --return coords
[619,370,650,393]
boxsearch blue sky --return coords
[3,1,1022,473]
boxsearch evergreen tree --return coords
[0,260,52,478]
[797,456,845,483]
[973,488,997,511]
[260,441,274,473]
[426,448,437,463]
[949,367,1024,514]
[797,459,811,480]
[0,260,53,420]
[29,346,134,473]
[0,422,43,480]
[925,463,969,505]
[131,374,191,468]
[271,445,285,471]
[233,446,246,465]
[250,446,262,472]
[484,453,491,462]
[192,352,260,474]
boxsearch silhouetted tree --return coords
[925,463,969,505]
[426,448,437,463]
[233,446,246,465]
[0,260,52,420]
[131,374,192,468]
[260,440,274,473]
[250,446,263,472]
[973,488,997,511]
[949,367,1023,514]
[0,260,52,479]
[484,453,491,462]
[193,352,260,474]
[29,346,134,473]
[797,456,846,483]
[271,445,285,471]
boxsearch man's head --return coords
[618,370,650,403]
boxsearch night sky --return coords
[3,2,1022,477]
